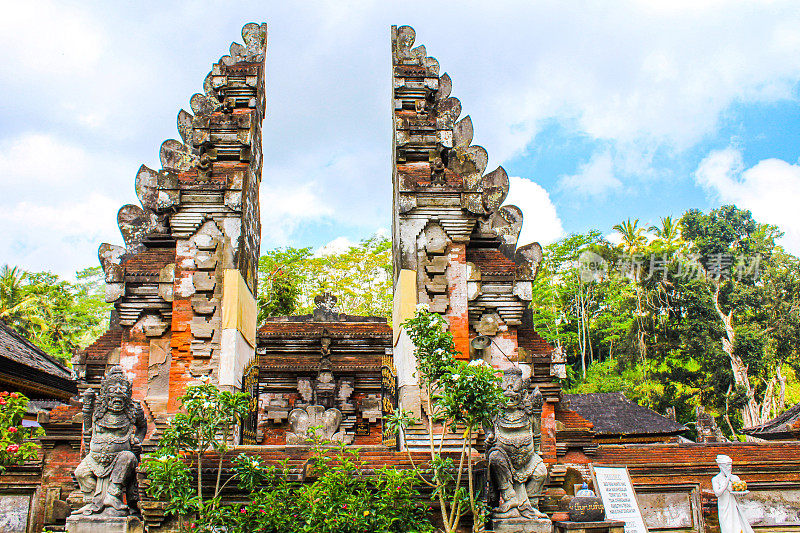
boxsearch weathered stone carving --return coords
[486,367,548,521]
[313,292,341,321]
[72,367,148,518]
[391,24,546,342]
[286,405,349,444]
[697,405,727,443]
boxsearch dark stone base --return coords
[552,519,626,533]
[65,515,144,533]
[491,516,551,533]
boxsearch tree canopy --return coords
[531,206,800,438]
[0,265,110,364]
[257,235,392,322]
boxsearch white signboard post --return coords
[591,465,649,533]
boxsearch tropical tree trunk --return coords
[778,364,787,412]
[712,285,759,433]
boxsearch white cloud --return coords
[441,1,800,171]
[2,1,800,274]
[0,132,139,275]
[0,2,103,75]
[260,182,335,246]
[314,237,354,257]
[695,147,800,254]
[506,177,564,246]
[0,194,121,277]
[558,151,622,197]
[0,133,91,187]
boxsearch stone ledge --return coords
[490,517,551,533]
[552,519,626,533]
[65,515,144,533]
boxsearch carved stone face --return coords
[503,376,523,408]
[106,382,130,413]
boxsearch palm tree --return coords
[612,218,648,255]
[0,265,45,334]
[611,219,649,365]
[649,216,681,251]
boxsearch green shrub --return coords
[145,385,433,533]
[0,391,42,472]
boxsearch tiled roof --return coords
[258,321,392,337]
[564,392,686,437]
[743,402,800,439]
[0,320,73,382]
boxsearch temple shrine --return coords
[3,21,800,533]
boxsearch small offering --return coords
[731,480,747,492]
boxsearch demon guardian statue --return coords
[73,366,148,518]
[486,367,549,532]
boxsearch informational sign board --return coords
[355,421,370,436]
[591,465,649,533]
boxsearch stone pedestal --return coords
[66,515,144,533]
[552,520,626,533]
[491,517,551,533]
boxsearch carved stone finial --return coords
[313,292,340,321]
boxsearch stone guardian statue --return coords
[72,366,148,518]
[712,454,754,533]
[486,366,548,522]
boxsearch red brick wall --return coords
[121,325,150,404]
[445,243,470,359]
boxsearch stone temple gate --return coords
[6,21,800,533]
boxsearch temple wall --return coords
[558,442,800,533]
[0,464,43,533]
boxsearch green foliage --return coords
[0,264,111,364]
[439,360,504,429]
[257,247,310,322]
[153,382,250,506]
[147,385,432,533]
[143,454,196,518]
[0,391,43,472]
[384,408,419,439]
[289,435,433,533]
[257,235,392,321]
[402,305,458,386]
[399,306,504,532]
[538,205,800,436]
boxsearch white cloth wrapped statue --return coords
[711,454,753,533]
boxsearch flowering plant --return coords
[389,307,504,532]
[0,391,42,472]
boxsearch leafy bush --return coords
[0,391,42,472]
[145,385,433,533]
[390,305,504,532]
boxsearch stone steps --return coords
[401,423,482,453]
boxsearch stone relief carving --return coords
[286,405,350,444]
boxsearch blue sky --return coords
[2,0,800,276]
